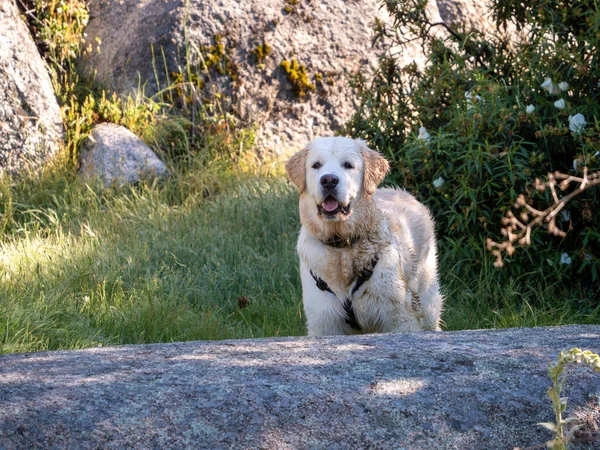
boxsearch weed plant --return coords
[538,348,600,449]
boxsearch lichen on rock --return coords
[280,57,315,97]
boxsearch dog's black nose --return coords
[320,174,339,189]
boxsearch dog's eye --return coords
[312,162,322,169]
[343,162,354,169]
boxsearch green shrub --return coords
[539,348,600,449]
[20,0,89,69]
[346,0,600,294]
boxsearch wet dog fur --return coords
[286,137,443,335]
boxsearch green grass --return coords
[442,255,600,330]
[1,150,598,355]
[0,158,306,354]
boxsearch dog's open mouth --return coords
[318,196,351,217]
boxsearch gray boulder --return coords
[79,0,493,156]
[80,123,169,186]
[1,325,599,449]
[0,0,64,174]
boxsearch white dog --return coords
[286,137,443,335]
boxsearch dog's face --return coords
[286,137,389,223]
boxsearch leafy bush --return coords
[346,0,600,294]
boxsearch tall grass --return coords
[0,156,304,354]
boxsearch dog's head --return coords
[285,137,389,223]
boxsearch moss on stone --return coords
[252,42,272,64]
[198,34,239,81]
[284,0,299,14]
[280,58,315,98]
[167,34,240,106]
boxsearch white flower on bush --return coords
[433,176,445,188]
[465,91,482,110]
[573,159,580,170]
[558,81,569,92]
[568,113,586,133]
[418,126,431,141]
[526,104,535,114]
[541,78,560,95]
[554,99,566,109]
[560,253,572,265]
[561,210,570,222]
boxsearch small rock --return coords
[80,123,168,187]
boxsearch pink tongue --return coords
[322,199,339,212]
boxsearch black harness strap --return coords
[352,256,379,296]
[310,256,379,332]
[310,270,334,294]
[342,298,361,331]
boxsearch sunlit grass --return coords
[443,259,600,331]
[1,165,304,354]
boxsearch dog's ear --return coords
[285,148,308,193]
[361,144,389,196]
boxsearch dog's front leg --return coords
[300,266,349,336]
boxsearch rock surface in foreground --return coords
[1,326,599,449]
[0,0,64,173]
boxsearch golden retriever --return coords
[286,137,443,335]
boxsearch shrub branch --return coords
[487,168,600,268]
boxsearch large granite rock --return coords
[1,325,599,449]
[79,0,493,156]
[0,0,64,174]
[80,123,169,186]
